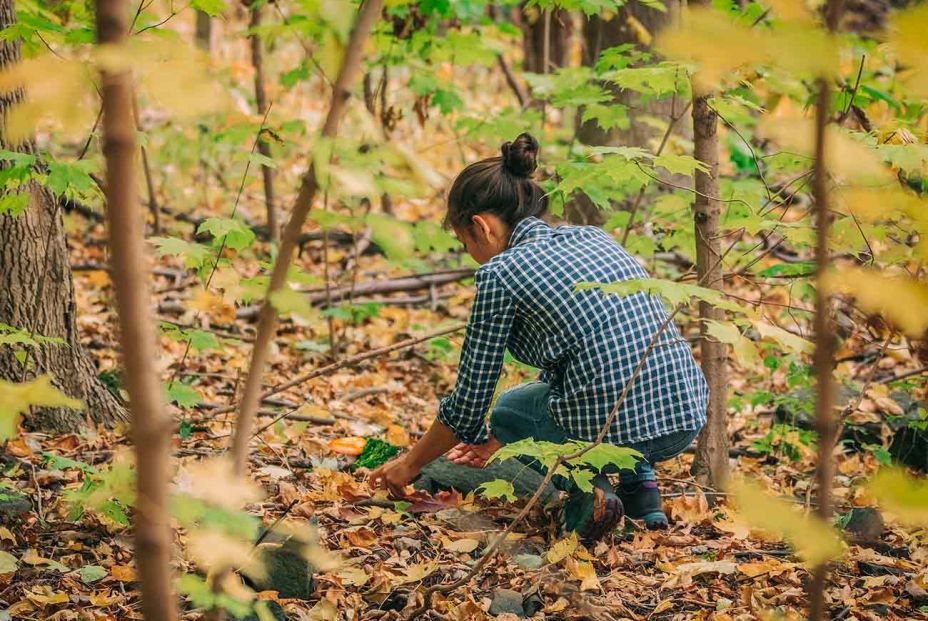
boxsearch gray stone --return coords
[414,457,560,505]
[244,601,289,621]
[512,554,544,570]
[488,588,525,617]
[842,507,885,543]
[248,530,314,600]
[0,490,30,519]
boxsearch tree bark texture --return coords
[689,94,729,488]
[195,11,212,52]
[230,0,384,476]
[0,0,126,433]
[520,4,572,74]
[96,0,178,618]
[248,4,277,243]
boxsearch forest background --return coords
[0,0,927,619]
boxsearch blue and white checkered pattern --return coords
[437,217,708,445]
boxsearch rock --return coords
[435,508,499,532]
[488,588,525,617]
[247,530,314,600]
[774,387,928,471]
[512,554,544,570]
[414,457,560,505]
[0,490,30,520]
[842,507,885,543]
[244,601,289,621]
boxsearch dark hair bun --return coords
[501,133,539,178]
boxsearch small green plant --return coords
[751,423,817,462]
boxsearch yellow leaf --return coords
[187,288,223,313]
[625,14,652,45]
[443,538,480,553]
[705,320,758,367]
[656,8,838,92]
[25,588,69,606]
[0,55,94,143]
[652,598,674,614]
[759,118,893,184]
[96,38,230,120]
[737,558,792,578]
[546,533,578,564]
[567,558,600,591]
[176,457,263,510]
[0,527,14,542]
[397,561,438,584]
[337,565,369,586]
[868,468,928,526]
[307,599,338,621]
[731,480,844,567]
[189,529,263,576]
[0,375,82,440]
[823,267,928,338]
[890,5,928,99]
[756,322,813,354]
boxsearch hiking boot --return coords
[618,479,668,529]
[560,475,624,544]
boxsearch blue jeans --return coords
[488,382,699,491]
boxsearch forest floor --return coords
[2,202,927,621]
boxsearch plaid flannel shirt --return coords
[437,217,708,445]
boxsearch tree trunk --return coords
[808,0,844,616]
[195,11,212,52]
[689,94,729,488]
[96,0,178,618]
[0,0,126,434]
[230,0,384,476]
[520,3,572,74]
[247,3,277,243]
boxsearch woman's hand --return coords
[446,436,502,468]
[368,456,421,498]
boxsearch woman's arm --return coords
[368,419,458,496]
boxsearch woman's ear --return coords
[471,214,493,242]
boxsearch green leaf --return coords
[570,468,595,493]
[42,452,97,475]
[269,287,317,322]
[367,214,414,261]
[165,382,202,408]
[97,499,130,526]
[79,565,107,584]
[576,278,751,317]
[186,329,220,353]
[150,237,213,269]
[568,443,641,472]
[247,151,276,169]
[190,0,227,17]
[197,217,256,252]
[654,153,709,176]
[477,479,516,502]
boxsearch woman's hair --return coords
[444,133,548,230]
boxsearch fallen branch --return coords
[234,268,474,319]
[210,322,464,418]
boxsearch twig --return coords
[244,325,466,436]
[879,365,928,384]
[496,53,529,108]
[620,98,692,245]
[840,55,866,122]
